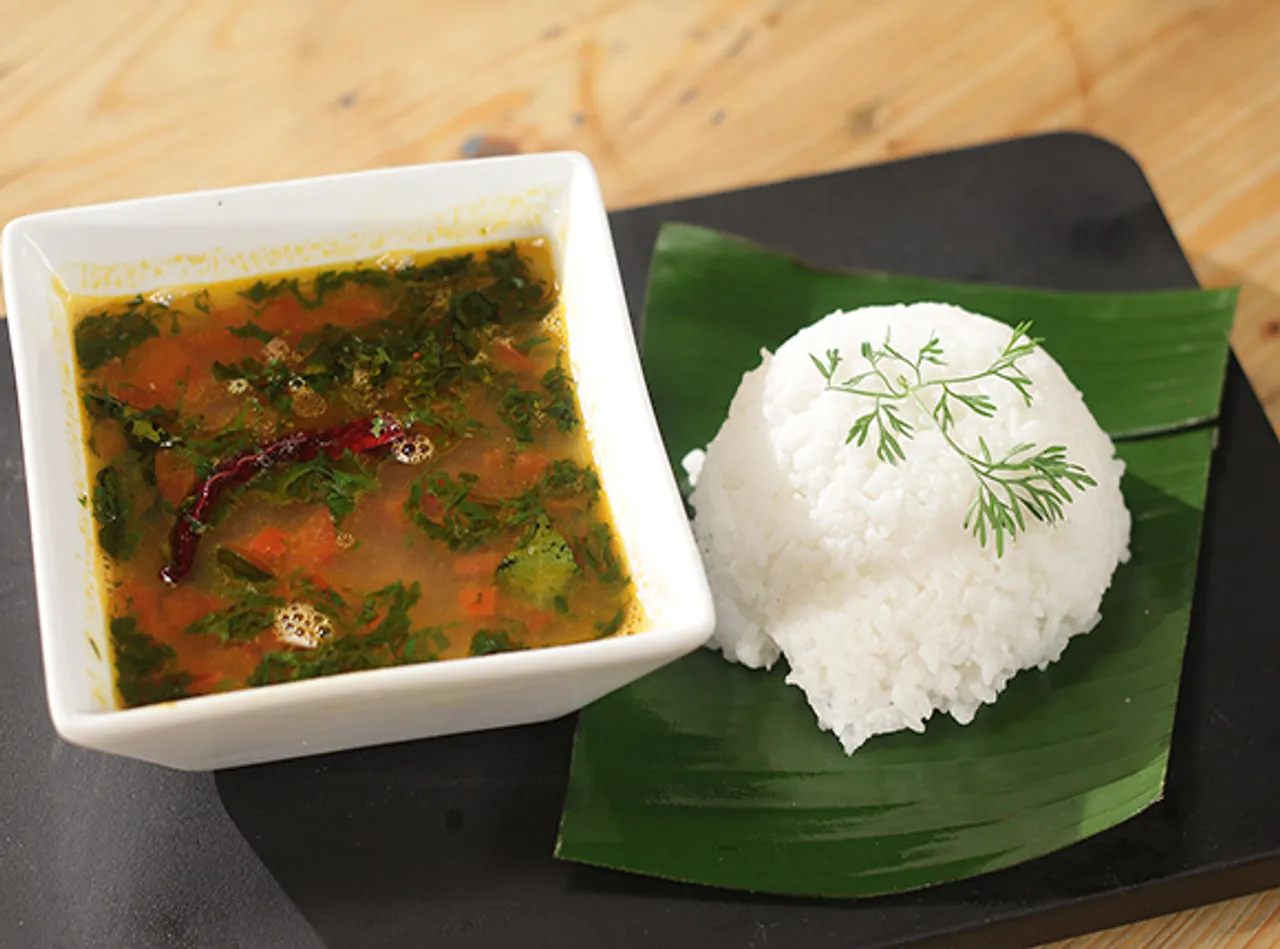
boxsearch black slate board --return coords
[2,132,1278,949]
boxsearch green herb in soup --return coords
[70,240,640,708]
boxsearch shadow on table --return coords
[214,716,581,945]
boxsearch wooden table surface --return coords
[2,1,1278,946]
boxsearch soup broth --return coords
[70,239,639,708]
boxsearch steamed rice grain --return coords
[685,303,1131,754]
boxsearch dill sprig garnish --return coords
[811,321,1096,556]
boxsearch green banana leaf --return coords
[555,224,1238,897]
[641,224,1237,492]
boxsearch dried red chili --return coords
[160,415,405,585]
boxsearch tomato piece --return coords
[90,421,128,464]
[244,526,290,566]
[381,482,443,524]
[419,494,444,521]
[454,550,505,578]
[184,670,223,693]
[192,329,259,372]
[181,636,262,693]
[162,587,222,631]
[476,448,511,494]
[335,292,383,326]
[123,335,191,409]
[114,580,163,634]
[287,508,338,571]
[459,586,498,617]
[491,340,535,375]
[523,609,554,635]
[301,572,332,591]
[123,328,257,407]
[543,496,584,519]
[154,450,196,508]
[478,448,547,494]
[255,294,309,336]
[511,451,548,487]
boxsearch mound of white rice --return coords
[685,303,1131,754]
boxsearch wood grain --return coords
[1,1,1278,946]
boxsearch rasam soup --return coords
[70,239,639,709]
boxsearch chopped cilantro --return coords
[111,616,192,707]
[485,243,554,322]
[469,628,525,656]
[228,322,277,343]
[403,627,450,662]
[401,393,485,445]
[82,388,177,480]
[449,289,500,328]
[495,360,578,443]
[92,466,139,560]
[512,335,551,354]
[241,272,392,313]
[250,451,379,524]
[291,572,349,618]
[406,471,502,551]
[356,580,421,647]
[211,356,298,412]
[541,361,578,434]
[543,459,600,495]
[74,300,162,371]
[498,384,543,442]
[594,607,627,639]
[406,461,601,553]
[299,323,395,392]
[398,252,475,286]
[247,579,448,685]
[239,277,303,307]
[177,407,261,479]
[572,521,628,585]
[185,592,284,643]
[309,267,393,303]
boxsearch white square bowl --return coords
[1,153,714,771]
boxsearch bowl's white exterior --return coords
[1,153,714,771]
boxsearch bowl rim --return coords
[2,150,586,228]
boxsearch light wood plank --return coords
[1,2,1278,946]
